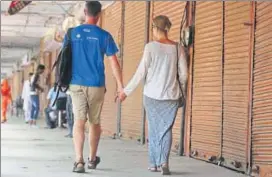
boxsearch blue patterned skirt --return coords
[144,96,179,167]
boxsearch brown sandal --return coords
[88,156,101,169]
[161,165,171,175]
[73,161,85,173]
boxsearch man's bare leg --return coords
[88,123,101,170]
[89,124,101,161]
[73,119,86,164]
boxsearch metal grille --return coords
[121,1,146,140]
[252,2,272,176]
[190,2,223,162]
[222,2,251,172]
[100,2,122,137]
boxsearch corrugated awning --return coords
[7,1,32,15]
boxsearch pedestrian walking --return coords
[22,72,33,123]
[119,15,188,175]
[29,64,45,127]
[64,1,123,173]
[1,79,12,123]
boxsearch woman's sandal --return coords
[73,161,85,173]
[148,167,158,172]
[161,165,171,175]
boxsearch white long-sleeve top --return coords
[124,41,188,100]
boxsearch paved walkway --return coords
[1,118,246,177]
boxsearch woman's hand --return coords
[119,90,127,102]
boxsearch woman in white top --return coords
[120,15,187,175]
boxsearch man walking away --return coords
[66,1,123,173]
[29,64,45,127]
[22,72,33,123]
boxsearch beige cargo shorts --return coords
[69,85,105,124]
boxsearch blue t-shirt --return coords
[63,24,118,87]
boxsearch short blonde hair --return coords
[153,15,172,32]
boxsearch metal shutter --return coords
[152,1,187,151]
[190,2,223,162]
[100,2,122,136]
[121,1,146,139]
[252,2,272,176]
[222,2,251,172]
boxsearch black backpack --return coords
[52,28,73,106]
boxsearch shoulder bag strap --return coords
[52,28,73,70]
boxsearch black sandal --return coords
[73,161,85,173]
[88,156,101,169]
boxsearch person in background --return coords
[65,91,74,138]
[29,64,45,127]
[1,79,12,123]
[22,72,34,123]
[14,95,24,118]
[119,15,188,175]
[66,1,123,173]
[44,86,67,129]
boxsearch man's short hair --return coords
[37,64,45,71]
[85,1,102,17]
[29,72,34,77]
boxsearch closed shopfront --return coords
[151,1,187,150]
[222,2,251,172]
[252,2,272,176]
[121,1,146,139]
[190,2,223,161]
[101,2,122,136]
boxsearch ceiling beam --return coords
[1,43,36,49]
[1,10,66,17]
[1,58,21,62]
[1,24,49,28]
[1,46,31,50]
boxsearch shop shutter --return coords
[190,2,223,161]
[222,2,251,172]
[121,1,146,139]
[100,2,122,136]
[152,1,187,151]
[252,2,272,176]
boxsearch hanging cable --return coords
[179,2,189,46]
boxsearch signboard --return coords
[7,1,32,15]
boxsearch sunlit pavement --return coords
[1,118,246,177]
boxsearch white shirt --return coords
[124,41,188,100]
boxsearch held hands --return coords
[118,90,127,102]
[115,87,127,102]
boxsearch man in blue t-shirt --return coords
[64,1,123,173]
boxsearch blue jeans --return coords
[30,95,40,120]
[44,107,56,128]
[66,95,74,136]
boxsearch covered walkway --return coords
[1,118,246,177]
